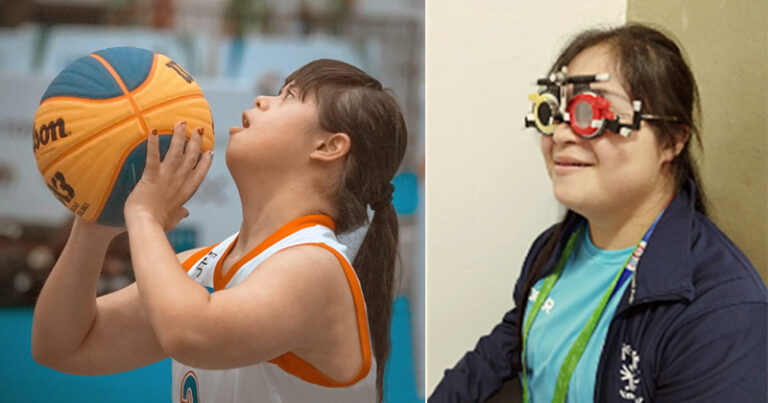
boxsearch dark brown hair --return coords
[285,59,407,401]
[517,24,707,355]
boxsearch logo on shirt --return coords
[619,343,643,402]
[180,370,200,403]
[194,251,218,278]
[529,288,555,314]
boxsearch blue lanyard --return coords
[608,209,664,301]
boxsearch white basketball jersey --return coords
[171,214,377,403]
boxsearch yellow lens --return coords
[529,92,558,134]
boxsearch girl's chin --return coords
[552,186,591,212]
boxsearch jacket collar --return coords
[629,179,696,304]
[548,179,697,306]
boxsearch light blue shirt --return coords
[522,227,634,402]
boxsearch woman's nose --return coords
[552,121,583,145]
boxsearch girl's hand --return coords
[124,121,213,232]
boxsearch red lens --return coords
[568,92,613,137]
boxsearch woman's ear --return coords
[661,127,690,163]
[310,132,351,162]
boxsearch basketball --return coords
[32,47,214,226]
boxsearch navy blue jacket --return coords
[431,181,768,402]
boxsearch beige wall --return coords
[627,0,768,283]
[426,1,626,393]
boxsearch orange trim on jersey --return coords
[211,235,240,289]
[268,242,372,388]
[89,53,148,134]
[212,214,335,291]
[182,245,217,272]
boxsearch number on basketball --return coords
[166,60,194,83]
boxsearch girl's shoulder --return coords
[687,212,767,304]
[176,246,209,264]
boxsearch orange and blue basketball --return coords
[33,47,214,226]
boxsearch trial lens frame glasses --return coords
[524,67,677,138]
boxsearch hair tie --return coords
[369,183,394,211]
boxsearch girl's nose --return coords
[552,122,584,145]
[253,95,270,110]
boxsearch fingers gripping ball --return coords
[33,47,214,226]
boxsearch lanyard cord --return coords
[521,226,584,403]
[521,211,664,403]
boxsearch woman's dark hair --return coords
[516,24,706,355]
[285,59,407,401]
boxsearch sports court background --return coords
[0,0,425,401]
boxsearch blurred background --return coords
[0,0,424,401]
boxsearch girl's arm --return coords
[31,121,210,376]
[31,218,178,375]
[123,123,359,374]
[126,224,357,370]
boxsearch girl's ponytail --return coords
[286,59,408,402]
[354,187,398,398]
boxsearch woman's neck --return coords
[586,184,675,250]
[229,184,335,258]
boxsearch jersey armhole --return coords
[268,242,373,388]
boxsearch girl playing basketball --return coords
[32,59,407,402]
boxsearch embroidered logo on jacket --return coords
[619,343,643,402]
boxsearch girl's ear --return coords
[661,126,690,163]
[310,132,351,162]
